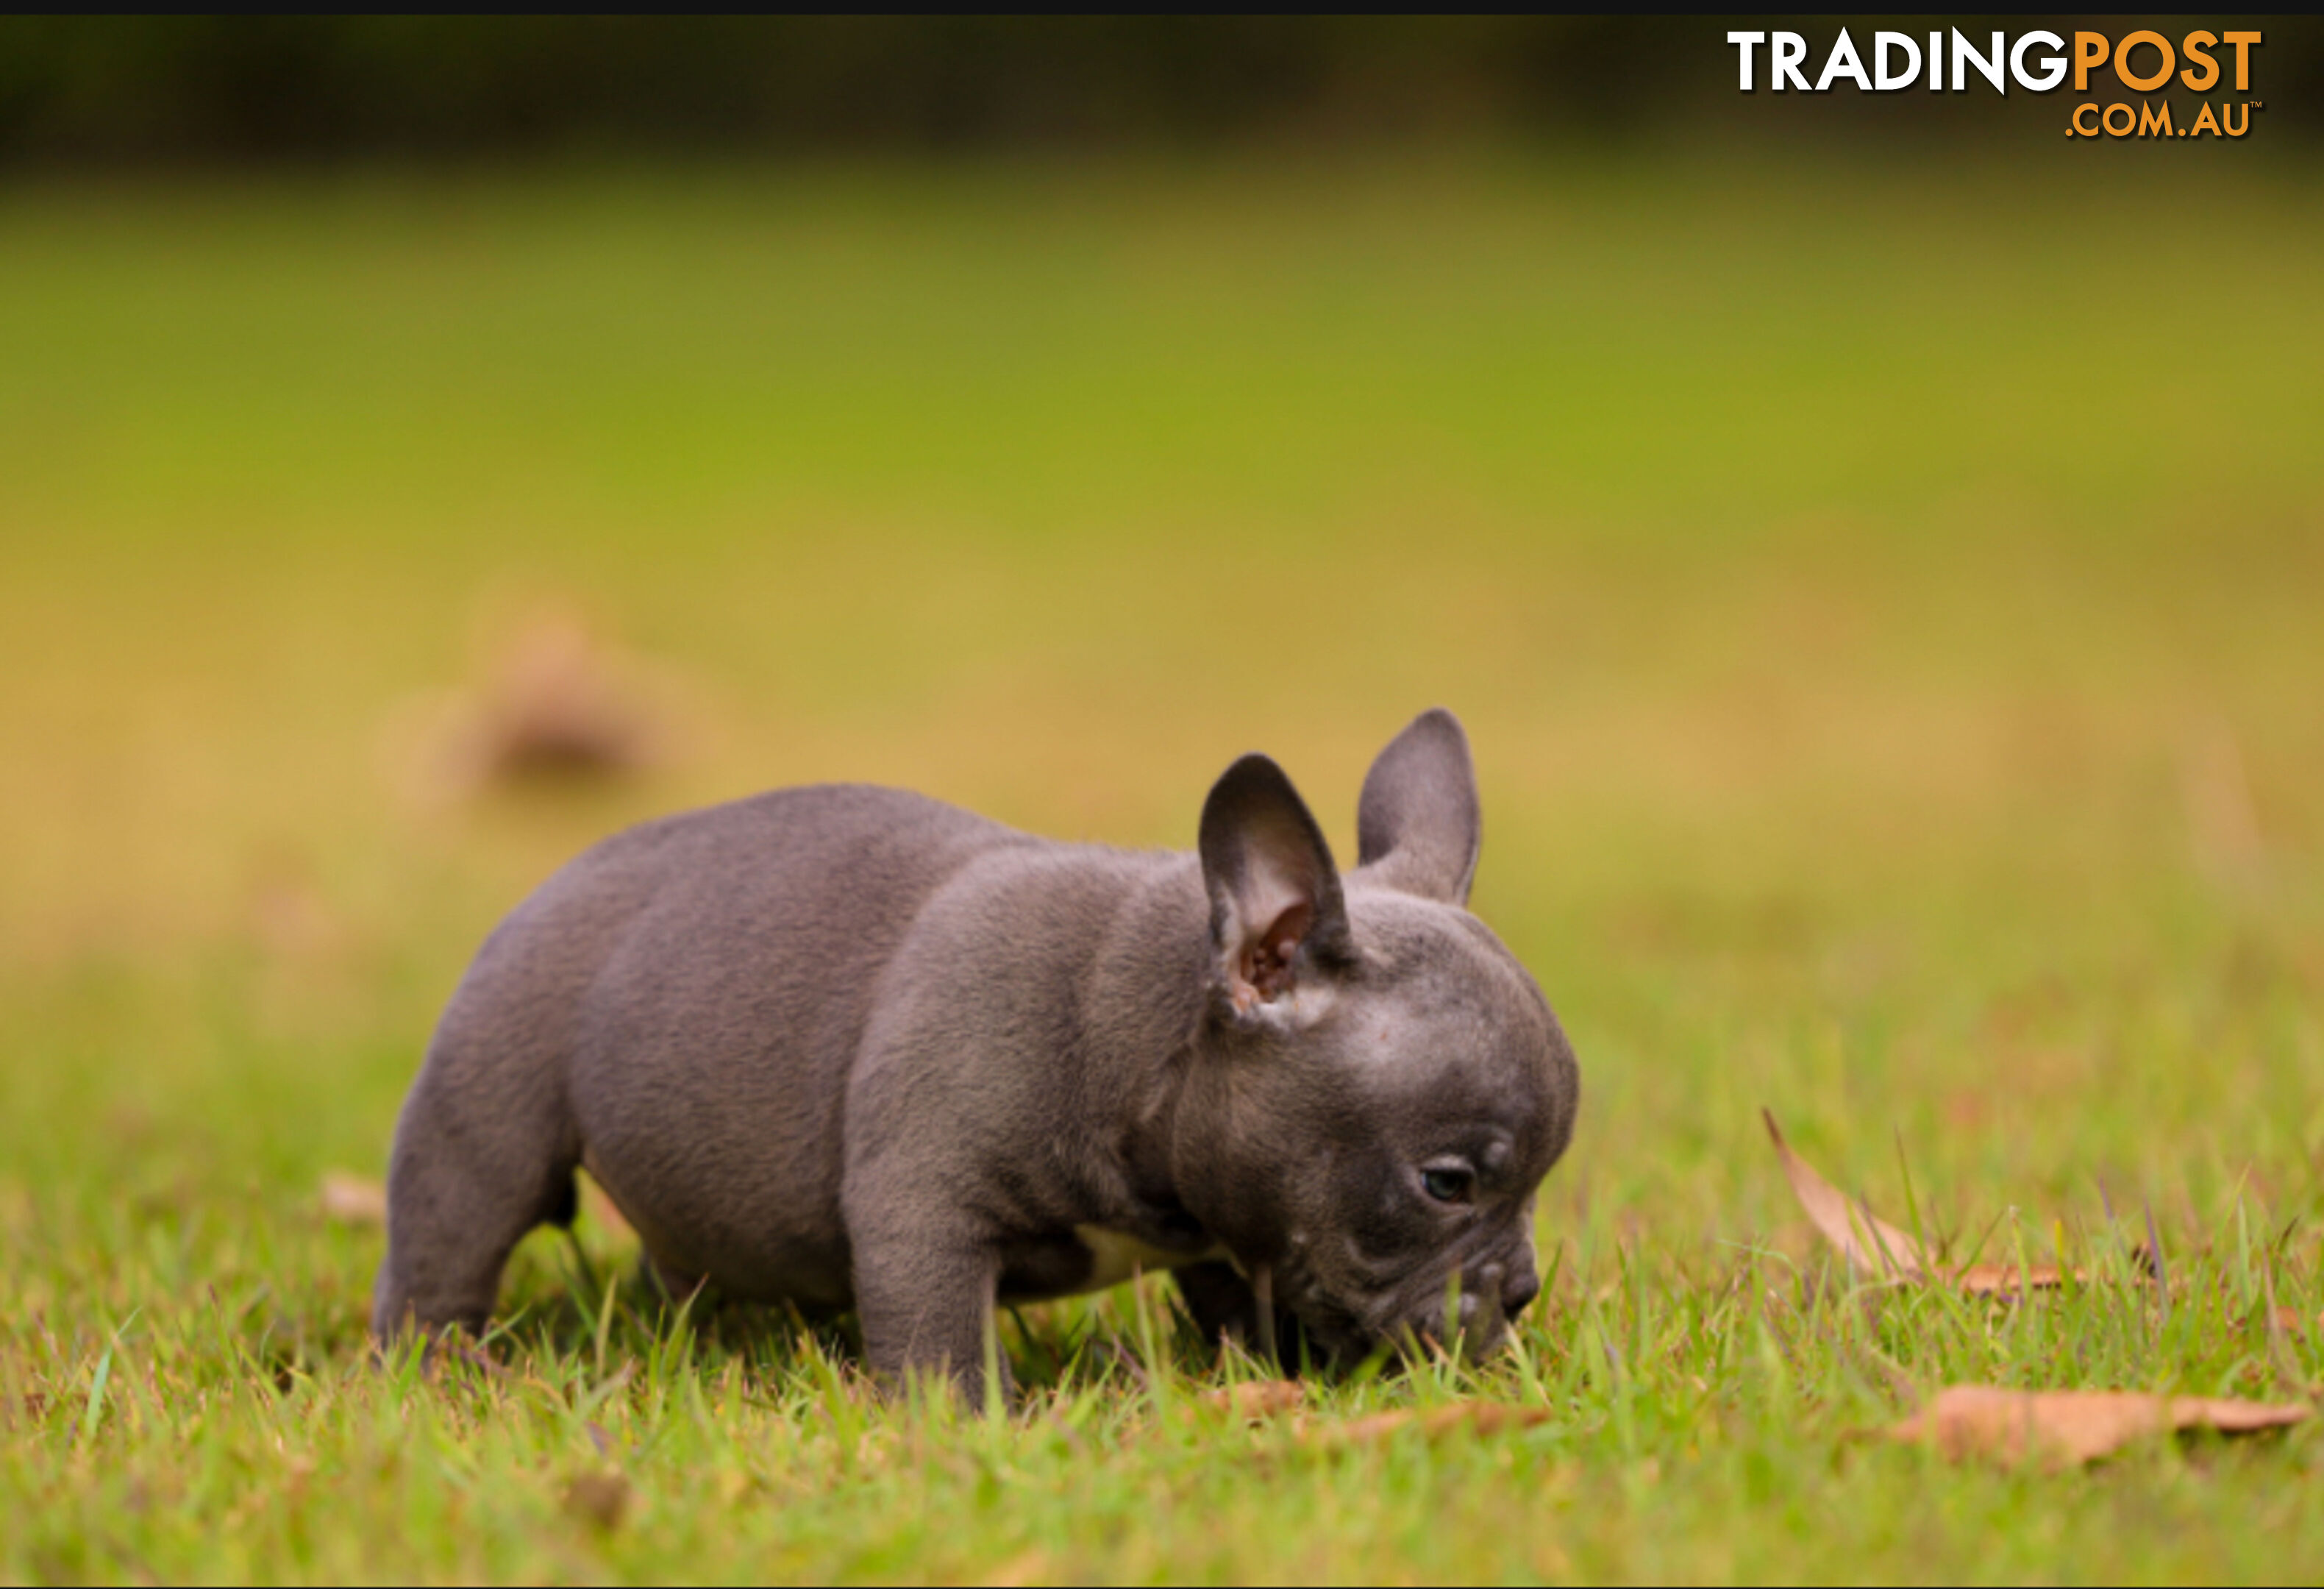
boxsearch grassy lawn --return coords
[3,156,2323,1582]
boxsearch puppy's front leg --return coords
[1175,1262,1319,1374]
[852,1227,1006,1406]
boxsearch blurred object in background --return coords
[249,853,349,963]
[319,1169,387,1225]
[387,601,694,810]
[2181,716,2268,890]
[2,15,2319,164]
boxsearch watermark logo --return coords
[1724,28,2264,141]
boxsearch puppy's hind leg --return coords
[371,1040,578,1345]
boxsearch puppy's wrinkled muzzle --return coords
[1360,1250,1541,1366]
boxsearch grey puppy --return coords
[374,708,1578,1396]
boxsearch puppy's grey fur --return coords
[374,709,1578,1396]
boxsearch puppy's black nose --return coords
[1502,1273,1540,1319]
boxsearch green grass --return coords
[4,155,2324,1582]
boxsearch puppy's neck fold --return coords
[1078,853,1217,1229]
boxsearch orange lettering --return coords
[2179,31,2219,91]
[2114,31,2175,93]
[2073,32,2110,93]
[2222,32,2261,91]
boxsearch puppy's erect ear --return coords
[1355,708,1482,905]
[1199,753,1352,1017]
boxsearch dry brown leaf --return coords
[2248,1307,2311,1337]
[1197,1381,1305,1421]
[1952,1263,2075,1296]
[319,1172,387,1226]
[1333,1409,1419,1443]
[1328,1401,1553,1445]
[977,1549,1052,1588]
[1430,1403,1555,1437]
[1762,1112,2095,1294]
[563,1469,631,1530]
[1761,1110,1929,1277]
[1887,1385,2309,1469]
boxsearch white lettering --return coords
[1952,29,2006,93]
[1815,29,1872,92]
[1739,27,2079,102]
[1873,32,1922,91]
[2009,31,2068,92]
[1770,32,1811,92]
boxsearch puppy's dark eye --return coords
[1420,1167,1473,1204]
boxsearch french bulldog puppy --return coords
[374,708,1578,1397]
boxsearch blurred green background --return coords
[4,13,2321,1237]
[1,9,2318,1220]
[4,17,2323,1581]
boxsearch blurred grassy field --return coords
[4,156,2323,1582]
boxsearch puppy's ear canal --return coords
[1355,708,1482,905]
[1199,753,1352,1016]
